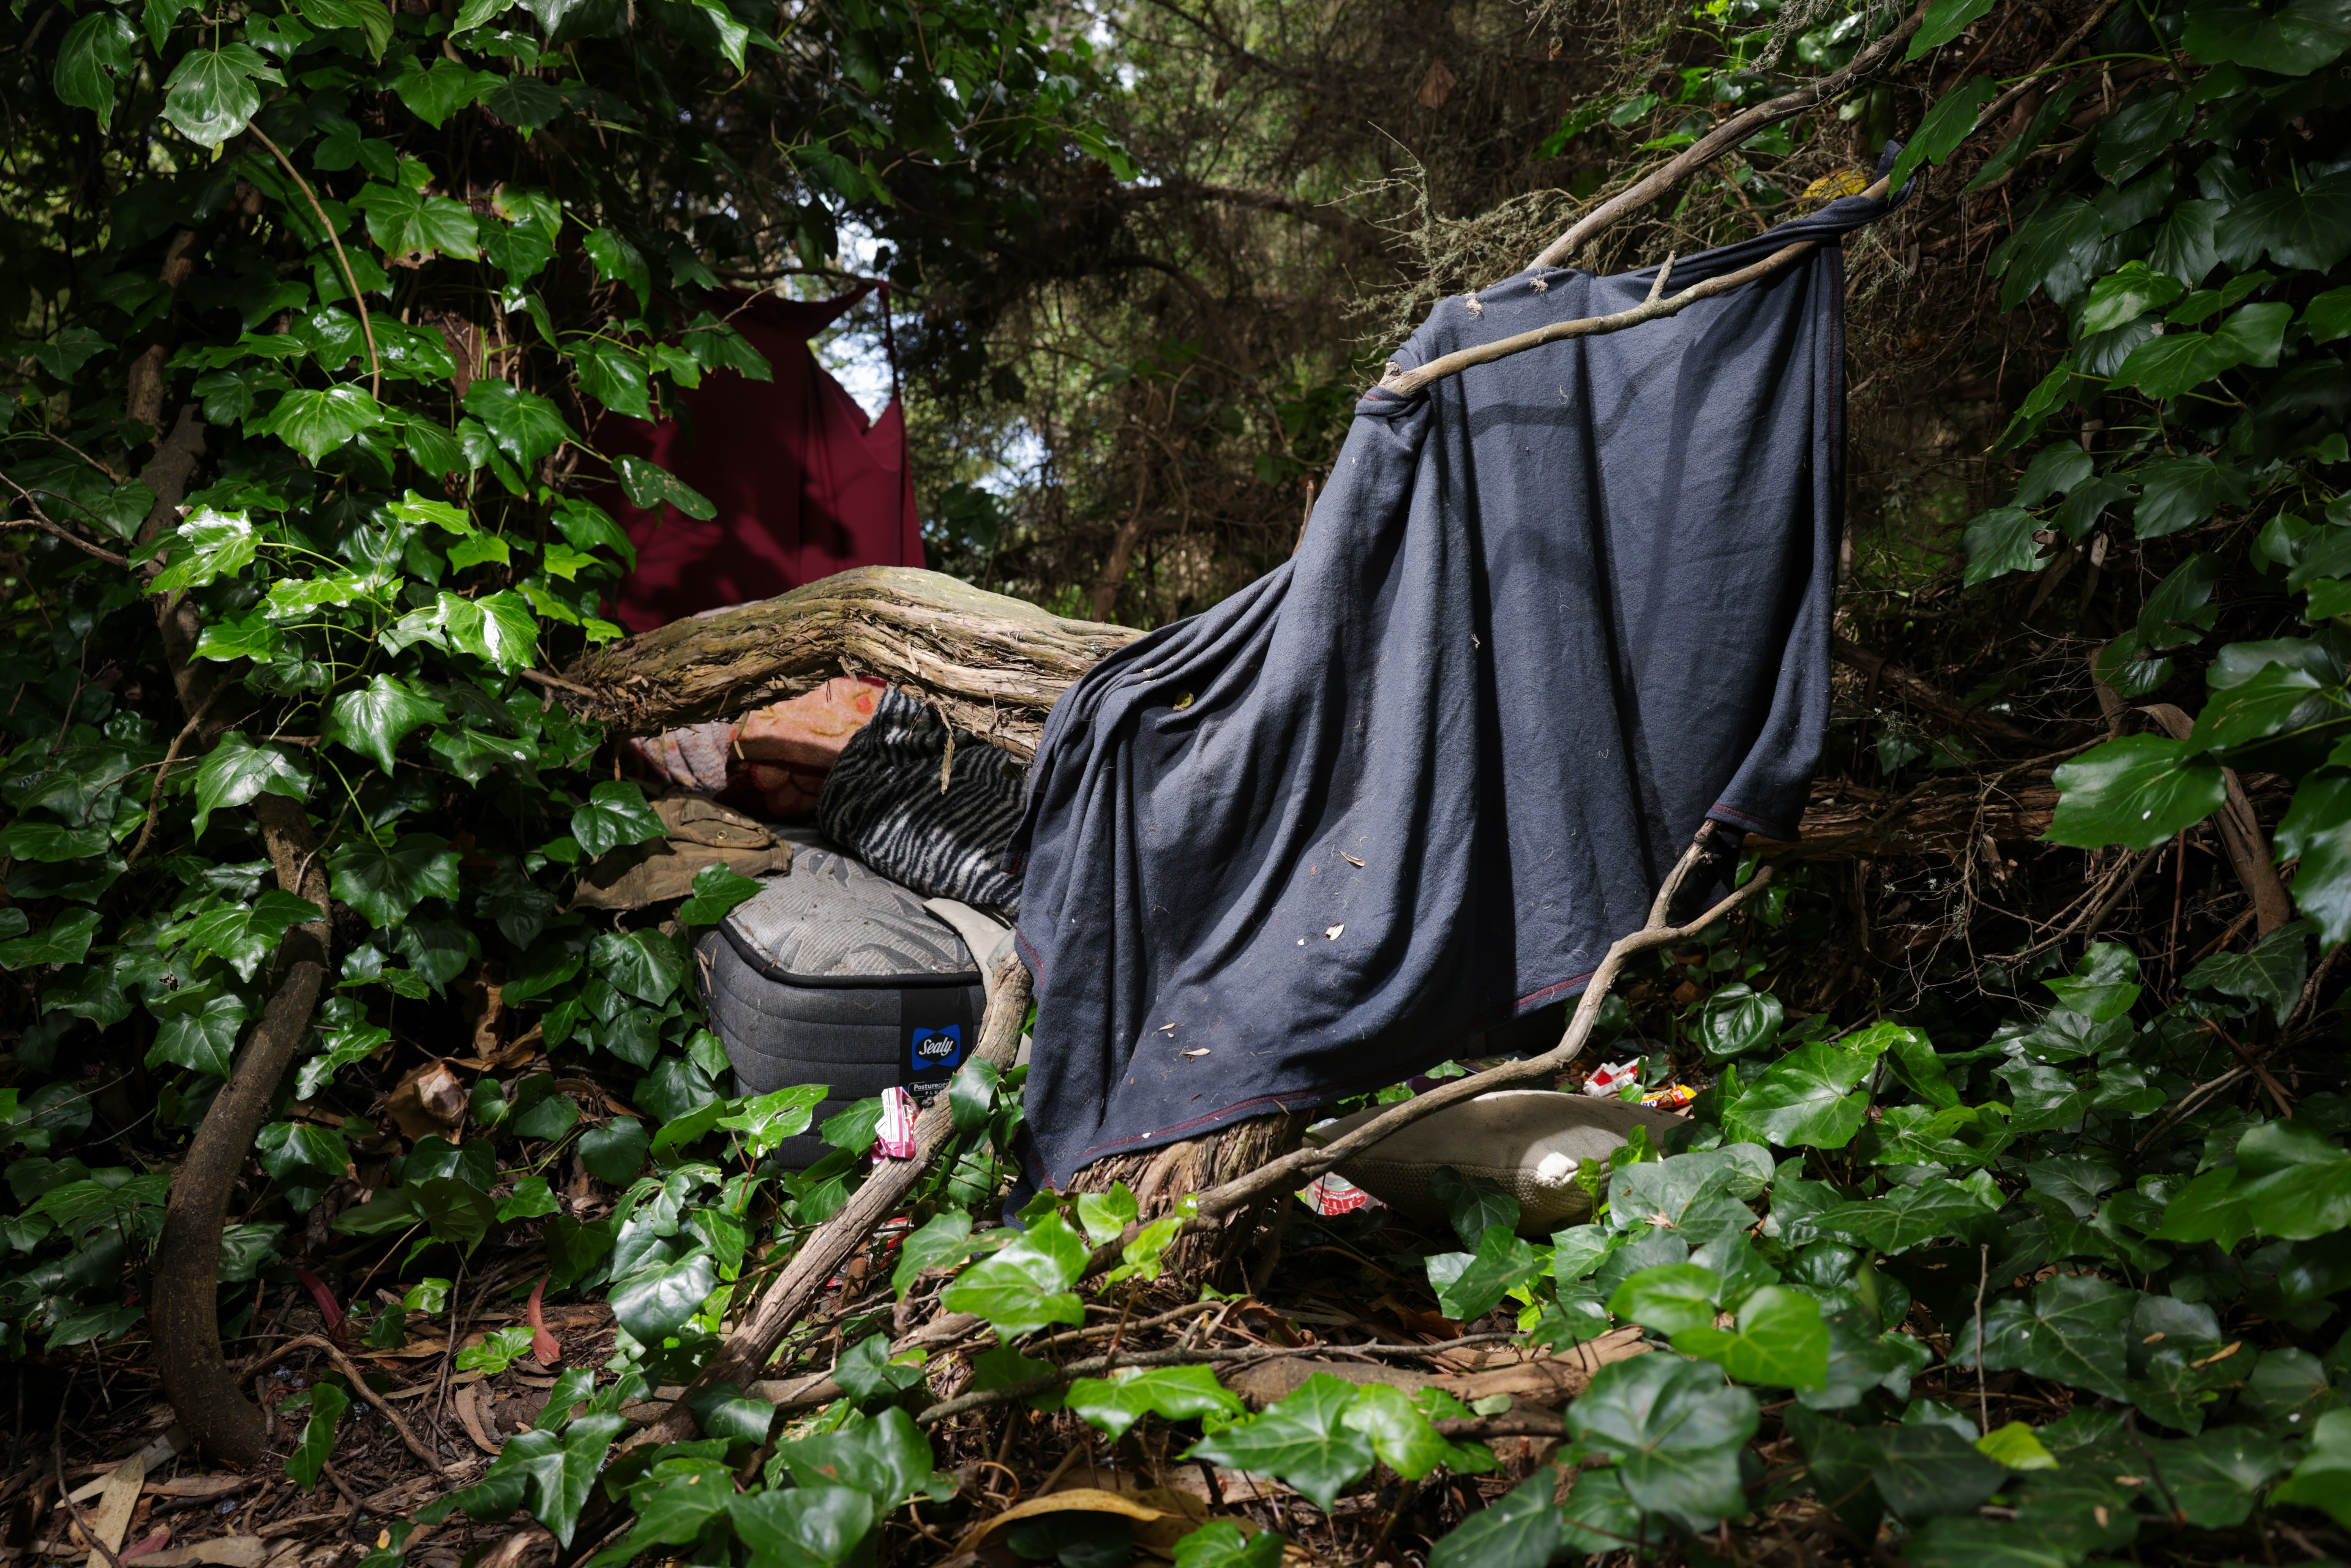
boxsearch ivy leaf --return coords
[1608,1262,1721,1337]
[255,386,387,462]
[1887,77,1993,191]
[1905,0,1995,58]
[2092,91,2194,184]
[615,454,717,520]
[2129,455,2251,539]
[148,989,248,1079]
[940,1214,1090,1338]
[1816,1179,2002,1256]
[290,0,393,59]
[2223,174,2351,274]
[2181,919,2309,1022]
[582,228,652,310]
[610,1251,717,1345]
[149,509,258,593]
[578,1118,648,1185]
[192,731,313,839]
[0,909,99,971]
[574,341,651,419]
[2112,303,2290,399]
[2045,735,2227,849]
[1697,983,1781,1060]
[326,673,448,773]
[1185,1375,1376,1512]
[2150,1428,2293,1525]
[1729,1033,1886,1148]
[1611,1146,1770,1241]
[2044,942,2141,1021]
[53,10,139,129]
[891,1211,975,1296]
[678,861,763,925]
[1567,1354,1758,1528]
[444,590,541,672]
[1067,1365,1246,1442]
[162,44,281,148]
[591,929,684,1007]
[328,833,462,927]
[1430,1223,1540,1321]
[1962,506,2042,585]
[1174,1520,1287,1568]
[1428,1468,1566,1568]
[349,182,481,261]
[285,1382,348,1491]
[392,56,503,127]
[571,780,666,855]
[1963,1275,2132,1401]
[728,1486,876,1568]
[2270,1409,2351,1526]
[1075,1182,1139,1247]
[1865,1424,2006,1523]
[2277,773,2351,945]
[1673,1285,1829,1389]
[463,380,577,468]
[2079,262,2186,336]
[2184,0,2351,75]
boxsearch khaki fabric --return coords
[1310,1089,1685,1235]
[572,797,793,910]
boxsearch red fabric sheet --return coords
[605,288,923,634]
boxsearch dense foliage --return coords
[9,0,2351,1564]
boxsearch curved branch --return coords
[1182,823,1769,1226]
[1529,0,1930,269]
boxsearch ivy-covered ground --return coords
[9,0,2351,1562]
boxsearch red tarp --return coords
[606,287,923,634]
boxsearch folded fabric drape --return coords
[1008,185,1906,1187]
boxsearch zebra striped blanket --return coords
[816,688,1025,917]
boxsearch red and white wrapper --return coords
[1300,1174,1381,1216]
[876,1087,919,1160]
[1583,1060,1640,1098]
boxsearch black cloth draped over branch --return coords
[1008,189,1905,1185]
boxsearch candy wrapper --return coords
[1641,1084,1697,1111]
[1583,1060,1640,1097]
[1300,1173,1382,1216]
[876,1086,920,1160]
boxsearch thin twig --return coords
[246,124,380,399]
[53,1375,125,1568]
[1387,212,1880,398]
[124,689,225,868]
[912,1334,1520,1427]
[1529,0,1929,269]
[245,1335,458,1474]
[1974,1243,1990,1435]
[0,476,133,568]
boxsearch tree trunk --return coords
[154,796,332,1465]
[1070,1111,1312,1289]
[565,566,1141,754]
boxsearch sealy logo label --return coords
[908,1024,964,1073]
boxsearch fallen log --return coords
[564,566,1141,756]
[1752,774,2060,860]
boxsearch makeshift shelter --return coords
[1007,185,1905,1188]
[604,287,924,634]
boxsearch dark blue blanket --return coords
[1008,187,1903,1185]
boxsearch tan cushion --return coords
[1310,1089,1685,1234]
